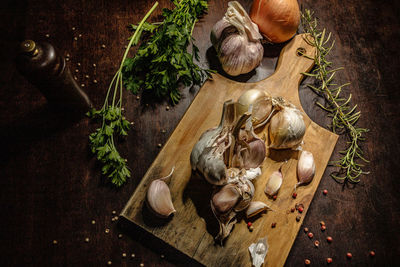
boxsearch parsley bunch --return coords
[123,0,212,104]
[88,3,159,187]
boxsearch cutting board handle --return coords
[254,34,316,106]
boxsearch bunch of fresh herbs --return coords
[123,0,212,104]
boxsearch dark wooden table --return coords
[1,0,399,266]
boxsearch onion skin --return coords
[250,0,300,43]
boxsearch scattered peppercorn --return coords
[91,220,96,225]
[161,129,166,133]
[75,69,79,73]
[105,229,110,234]
[292,192,297,198]
[93,63,96,67]
[72,27,76,31]
[304,227,309,233]
[273,195,277,200]
[271,222,276,228]
[74,76,78,80]
[307,232,314,239]
[81,84,85,87]
[249,225,254,232]
[140,263,144,267]
[291,207,295,212]
[136,96,140,100]
[66,53,70,58]
[327,236,333,243]
[107,260,112,265]
[160,254,165,259]
[326,258,333,264]
[314,240,320,247]
[85,237,90,243]
[85,74,89,79]
[93,79,98,84]
[323,189,328,195]
[321,225,326,231]
[320,221,326,226]
[122,253,126,258]
[166,106,170,111]
[157,143,162,148]
[298,207,304,213]
[346,252,352,259]
[118,234,123,239]
[304,259,311,265]
[66,57,70,62]
[369,251,375,257]
[296,215,301,222]
[101,44,106,49]
[74,37,78,41]
[247,222,252,227]
[53,240,58,245]
[78,34,82,38]
[131,253,136,258]
[45,34,50,38]
[112,210,116,215]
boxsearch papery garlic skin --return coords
[237,89,274,128]
[146,169,176,218]
[211,1,263,76]
[249,236,269,267]
[296,150,315,187]
[269,103,306,150]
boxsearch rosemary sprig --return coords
[301,9,369,183]
[87,2,159,187]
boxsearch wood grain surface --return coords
[121,34,339,267]
[0,0,399,266]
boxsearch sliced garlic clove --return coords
[296,150,315,189]
[246,201,271,218]
[146,168,176,218]
[264,168,283,196]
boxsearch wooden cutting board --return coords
[121,34,338,267]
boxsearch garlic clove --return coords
[146,168,176,218]
[212,183,240,214]
[264,168,283,196]
[296,150,315,189]
[246,201,271,218]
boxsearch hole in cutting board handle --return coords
[296,47,307,57]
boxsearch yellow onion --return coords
[250,0,300,43]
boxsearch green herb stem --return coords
[301,9,369,183]
[88,2,159,187]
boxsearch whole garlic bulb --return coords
[269,99,306,149]
[211,1,264,76]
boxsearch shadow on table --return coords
[118,216,204,267]
[0,103,86,163]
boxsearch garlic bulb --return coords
[211,177,254,242]
[211,1,263,76]
[249,236,269,267]
[191,100,265,185]
[295,151,315,190]
[237,89,274,128]
[246,201,271,218]
[146,167,176,218]
[269,98,306,149]
[264,167,283,196]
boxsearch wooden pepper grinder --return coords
[16,40,93,113]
